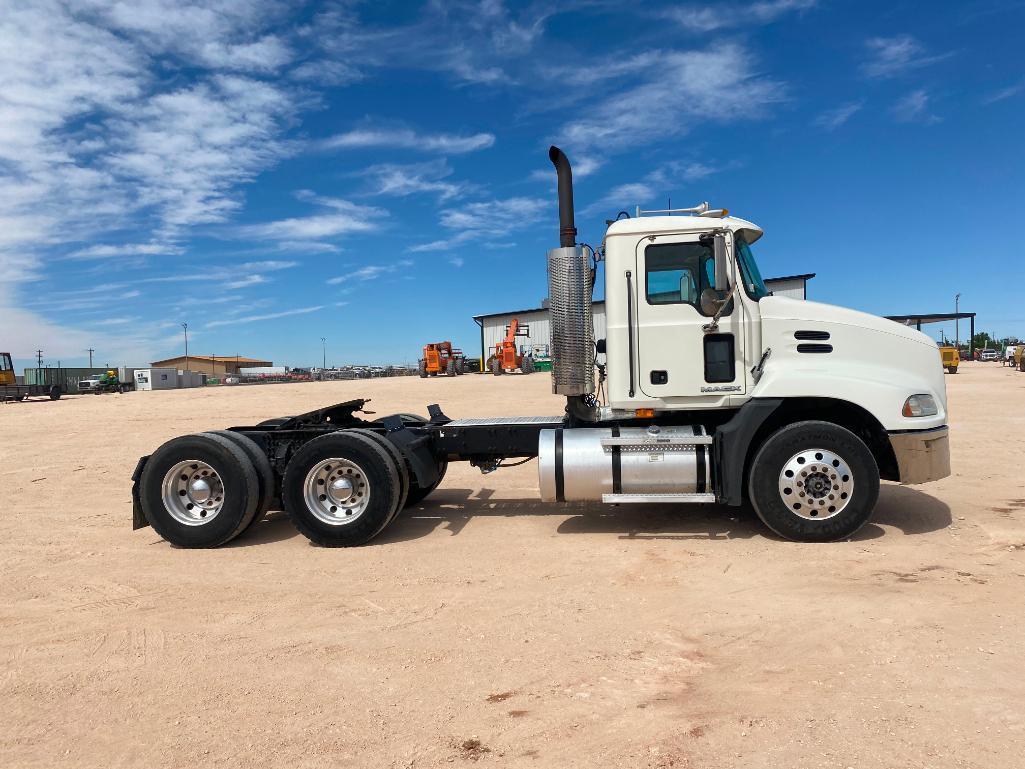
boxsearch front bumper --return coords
[888,426,950,485]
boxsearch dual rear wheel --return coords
[139,431,273,548]
[141,420,447,548]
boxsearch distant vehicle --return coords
[1004,345,1019,366]
[78,370,128,394]
[1015,346,1025,372]
[938,345,959,374]
[980,348,999,362]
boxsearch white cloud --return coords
[322,127,495,154]
[225,274,268,289]
[239,197,386,242]
[449,257,465,268]
[0,0,301,360]
[862,35,951,78]
[892,89,939,123]
[669,0,817,31]
[66,242,184,260]
[205,305,324,328]
[78,1,294,73]
[358,160,469,200]
[583,183,656,217]
[326,259,414,284]
[814,101,864,130]
[982,80,1025,105]
[560,45,783,151]
[410,197,547,252]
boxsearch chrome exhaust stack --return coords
[547,146,595,402]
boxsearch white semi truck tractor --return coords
[132,147,950,548]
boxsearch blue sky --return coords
[2,0,1023,370]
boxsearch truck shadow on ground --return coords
[237,482,951,547]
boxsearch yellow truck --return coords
[939,345,959,374]
[1015,345,1025,372]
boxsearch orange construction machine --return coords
[419,342,467,377]
[487,318,535,375]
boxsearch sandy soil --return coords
[2,362,1024,768]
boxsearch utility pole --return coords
[954,293,961,350]
[36,350,43,368]
[86,348,94,367]
[321,337,327,369]
[181,322,189,371]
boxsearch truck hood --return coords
[759,296,935,349]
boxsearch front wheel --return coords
[748,421,879,542]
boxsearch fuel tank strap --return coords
[554,428,565,502]
[611,425,622,494]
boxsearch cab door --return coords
[634,234,746,399]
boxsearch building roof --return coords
[150,355,273,366]
[885,312,976,326]
[472,273,815,321]
[765,273,816,283]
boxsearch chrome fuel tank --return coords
[538,425,711,502]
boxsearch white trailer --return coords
[134,368,178,391]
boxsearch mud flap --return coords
[131,455,150,530]
[376,416,441,488]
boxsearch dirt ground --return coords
[2,361,1024,768]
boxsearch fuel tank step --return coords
[601,493,717,504]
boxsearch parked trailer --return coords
[1,353,61,402]
[132,147,951,548]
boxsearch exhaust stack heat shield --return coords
[547,245,595,396]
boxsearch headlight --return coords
[902,394,937,417]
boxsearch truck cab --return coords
[602,212,949,442]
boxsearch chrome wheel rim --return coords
[778,449,854,521]
[161,460,225,526]
[303,458,370,525]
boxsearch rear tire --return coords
[521,356,535,374]
[347,428,410,517]
[748,421,879,543]
[418,360,428,378]
[49,386,61,400]
[282,431,402,547]
[446,359,457,376]
[140,433,260,548]
[204,430,276,534]
[946,366,957,374]
[491,358,503,375]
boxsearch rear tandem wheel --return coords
[282,431,403,547]
[139,432,261,548]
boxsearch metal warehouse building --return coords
[471,273,814,365]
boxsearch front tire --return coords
[521,356,534,374]
[282,431,402,547]
[490,357,503,375]
[748,421,879,542]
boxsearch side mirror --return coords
[713,233,728,292]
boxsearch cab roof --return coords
[603,214,763,243]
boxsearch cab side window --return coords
[645,241,715,313]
